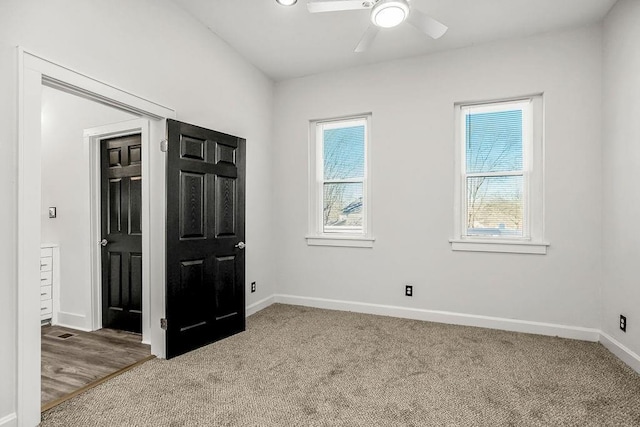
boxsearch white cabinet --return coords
[40,244,58,324]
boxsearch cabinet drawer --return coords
[40,256,53,272]
[40,271,52,286]
[40,285,52,301]
[40,299,52,315]
[40,247,53,258]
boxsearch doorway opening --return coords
[18,48,175,426]
[38,87,154,410]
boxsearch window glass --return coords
[465,110,523,174]
[323,182,363,231]
[323,125,365,180]
[463,104,526,237]
[466,175,523,237]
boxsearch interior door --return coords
[165,119,246,359]
[101,134,143,333]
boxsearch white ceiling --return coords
[172,0,617,81]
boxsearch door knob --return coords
[235,241,246,250]
[100,239,109,247]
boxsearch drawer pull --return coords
[41,278,47,281]
[41,292,46,296]
[40,307,47,311]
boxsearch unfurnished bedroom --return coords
[1,0,640,426]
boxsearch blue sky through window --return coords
[466,110,522,173]
[324,125,365,180]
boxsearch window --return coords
[307,115,374,247]
[451,96,548,254]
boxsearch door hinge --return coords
[160,139,168,152]
[160,318,168,330]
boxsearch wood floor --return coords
[41,325,151,409]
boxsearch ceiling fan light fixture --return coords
[276,0,297,6]
[371,0,409,28]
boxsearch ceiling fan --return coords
[307,0,448,52]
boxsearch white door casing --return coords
[85,119,152,343]
[17,48,175,427]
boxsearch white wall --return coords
[273,26,603,329]
[0,0,275,423]
[40,86,138,329]
[602,0,640,355]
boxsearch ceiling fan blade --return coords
[407,10,448,39]
[354,25,379,53]
[308,0,371,13]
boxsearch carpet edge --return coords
[274,294,601,341]
[247,295,276,317]
[600,332,640,374]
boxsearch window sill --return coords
[449,239,549,254]
[306,235,375,248]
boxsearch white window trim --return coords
[451,95,549,254]
[307,114,374,248]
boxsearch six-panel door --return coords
[165,119,246,359]
[100,134,143,333]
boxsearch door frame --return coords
[85,120,151,343]
[17,48,175,426]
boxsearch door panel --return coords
[215,176,236,237]
[129,177,142,235]
[108,179,122,234]
[214,255,237,320]
[130,253,143,313]
[109,252,122,307]
[180,172,206,239]
[101,134,143,333]
[166,119,245,359]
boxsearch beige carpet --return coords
[42,304,640,426]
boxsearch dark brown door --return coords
[101,134,143,333]
[165,119,246,359]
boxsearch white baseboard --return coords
[599,332,640,374]
[0,413,17,427]
[246,295,275,317]
[274,294,601,342]
[55,311,91,331]
[257,293,640,374]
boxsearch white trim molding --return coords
[245,294,640,375]
[307,113,375,248]
[246,295,276,317]
[449,239,549,254]
[0,413,17,427]
[452,94,546,254]
[84,119,152,344]
[306,235,375,248]
[600,332,640,374]
[274,294,600,342]
[17,47,176,427]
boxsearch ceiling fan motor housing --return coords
[370,0,410,28]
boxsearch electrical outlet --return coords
[251,282,256,293]
[405,285,413,297]
[620,315,627,332]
